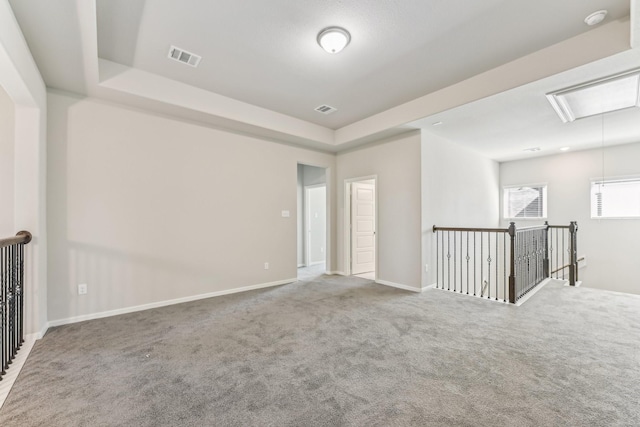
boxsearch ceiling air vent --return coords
[168,46,202,67]
[315,104,337,115]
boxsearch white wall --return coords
[0,0,47,336]
[500,142,640,295]
[47,91,335,323]
[421,133,500,287]
[336,131,422,290]
[0,84,14,236]
[303,165,326,187]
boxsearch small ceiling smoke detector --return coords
[315,104,337,115]
[584,10,607,26]
[317,27,351,54]
[168,46,202,67]
[524,147,541,152]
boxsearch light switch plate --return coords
[281,210,290,217]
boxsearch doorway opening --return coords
[297,164,327,280]
[344,176,377,280]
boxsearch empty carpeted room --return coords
[1,1,640,426]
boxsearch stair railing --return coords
[433,222,577,304]
[0,231,31,381]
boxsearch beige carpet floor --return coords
[1,272,638,426]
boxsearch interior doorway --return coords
[305,185,326,267]
[297,164,327,280]
[345,177,377,280]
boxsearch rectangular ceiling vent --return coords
[315,104,337,115]
[168,46,202,68]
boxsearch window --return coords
[503,185,547,219]
[591,179,640,218]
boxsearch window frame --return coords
[503,183,548,220]
[590,176,640,220]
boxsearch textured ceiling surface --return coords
[95,0,630,129]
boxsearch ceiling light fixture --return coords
[560,147,571,151]
[524,147,541,152]
[546,69,640,122]
[317,27,351,54]
[432,121,443,126]
[584,10,608,26]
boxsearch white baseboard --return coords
[515,278,552,306]
[47,278,296,328]
[327,271,346,276]
[423,283,437,290]
[26,322,49,340]
[297,264,305,268]
[375,279,422,293]
[0,336,37,410]
[563,280,582,287]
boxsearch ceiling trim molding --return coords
[97,59,336,146]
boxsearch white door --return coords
[351,182,375,275]
[306,186,326,266]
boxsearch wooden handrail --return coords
[432,226,508,233]
[551,256,585,276]
[0,231,32,249]
[515,225,548,232]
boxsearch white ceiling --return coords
[95,0,630,129]
[410,48,640,161]
[7,0,640,159]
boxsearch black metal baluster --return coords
[503,232,507,302]
[555,228,559,279]
[441,231,445,289]
[460,232,463,293]
[517,232,522,299]
[473,232,477,296]
[480,233,484,298]
[495,233,499,301]
[466,232,470,295]
[1,246,5,377]
[560,228,567,280]
[8,243,14,365]
[453,231,457,292]
[528,232,531,292]
[447,231,451,291]
[487,233,491,299]
[436,231,439,289]
[18,243,24,347]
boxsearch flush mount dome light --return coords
[317,27,351,53]
[584,10,608,26]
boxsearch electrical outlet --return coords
[78,283,87,295]
[264,262,269,270]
